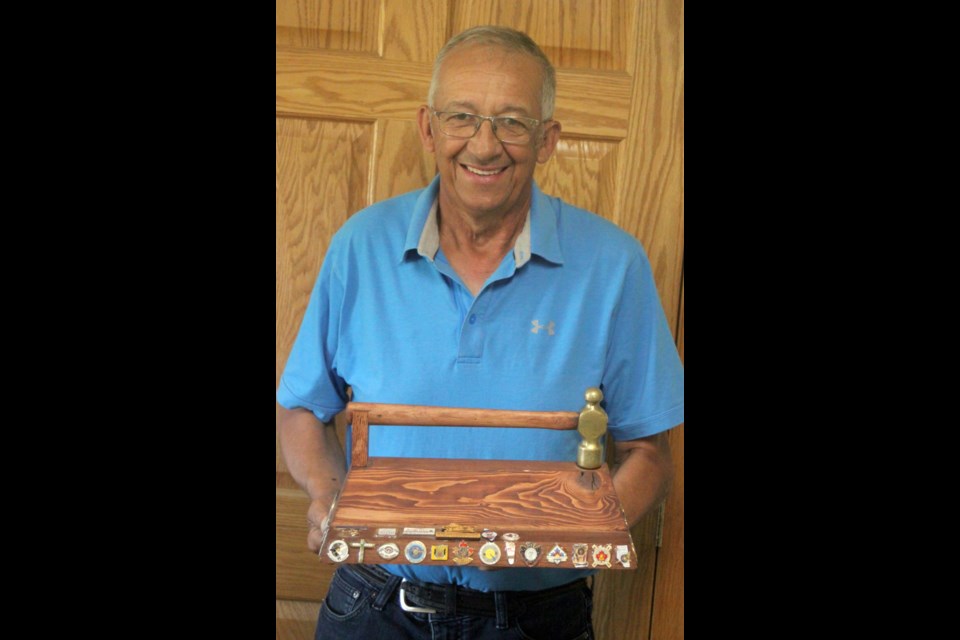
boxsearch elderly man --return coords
[277,25,684,640]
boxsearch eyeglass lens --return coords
[436,113,535,142]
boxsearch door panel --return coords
[651,283,684,640]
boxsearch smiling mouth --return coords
[463,165,507,176]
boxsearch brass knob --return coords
[576,387,607,469]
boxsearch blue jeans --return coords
[316,566,594,640]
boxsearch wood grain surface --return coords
[450,0,632,71]
[348,404,581,468]
[347,403,579,429]
[277,485,329,601]
[650,284,684,640]
[276,599,321,640]
[276,49,632,139]
[275,0,379,52]
[611,0,684,329]
[334,458,623,528]
[535,138,619,221]
[322,458,636,569]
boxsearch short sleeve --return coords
[601,250,684,439]
[276,245,350,423]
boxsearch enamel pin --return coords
[326,539,349,563]
[452,540,474,565]
[350,539,375,563]
[479,542,501,565]
[591,544,612,568]
[404,541,427,563]
[431,544,449,561]
[377,543,400,560]
[615,545,631,568]
[505,541,516,565]
[546,544,568,565]
[519,541,541,566]
[572,544,589,567]
[502,533,519,564]
[376,528,398,538]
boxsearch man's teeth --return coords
[465,166,503,176]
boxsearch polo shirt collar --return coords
[402,175,564,267]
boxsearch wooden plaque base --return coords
[318,395,637,570]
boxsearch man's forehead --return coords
[440,99,535,116]
[440,42,538,71]
[434,45,542,110]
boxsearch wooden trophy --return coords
[319,387,636,570]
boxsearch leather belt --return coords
[344,563,587,618]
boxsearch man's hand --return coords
[612,431,675,527]
[306,494,338,552]
[278,406,348,553]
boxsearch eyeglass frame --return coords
[429,109,545,145]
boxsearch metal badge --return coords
[350,539,375,563]
[402,527,436,537]
[437,524,481,540]
[481,529,497,541]
[431,544,449,561]
[592,544,612,568]
[505,541,516,565]
[336,528,363,538]
[376,528,398,538]
[572,543,589,568]
[326,539,349,563]
[616,545,631,568]
[520,541,541,566]
[502,532,519,563]
[479,542,501,565]
[377,543,400,560]
[546,544,568,565]
[452,540,474,565]
[404,541,427,564]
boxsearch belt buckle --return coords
[399,579,438,614]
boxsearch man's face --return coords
[418,44,560,221]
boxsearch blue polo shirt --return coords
[277,175,684,591]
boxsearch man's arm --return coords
[611,430,675,528]
[278,406,348,552]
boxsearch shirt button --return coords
[469,314,477,324]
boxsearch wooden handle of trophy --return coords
[345,403,579,468]
[346,403,578,429]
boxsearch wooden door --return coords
[276,2,684,638]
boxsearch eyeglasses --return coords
[431,110,542,144]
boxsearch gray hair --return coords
[428,25,557,120]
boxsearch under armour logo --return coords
[531,320,555,335]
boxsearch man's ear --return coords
[537,120,562,163]
[417,106,436,153]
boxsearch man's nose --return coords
[470,117,502,153]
